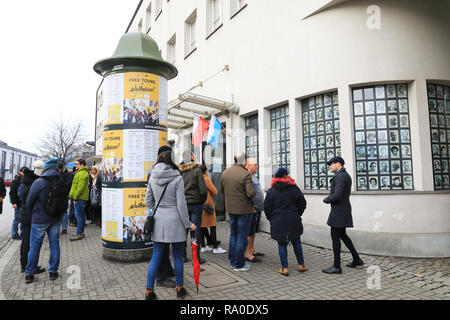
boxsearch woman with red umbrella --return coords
[144,150,196,300]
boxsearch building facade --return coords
[101,0,450,257]
[0,140,38,181]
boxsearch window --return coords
[352,84,414,190]
[184,10,197,58]
[230,0,247,18]
[302,91,341,190]
[167,34,176,64]
[212,0,222,30]
[245,114,259,176]
[427,83,450,189]
[1,151,5,178]
[155,0,162,20]
[145,2,152,32]
[270,105,290,174]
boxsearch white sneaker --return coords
[233,264,251,272]
[213,247,227,254]
[200,246,213,253]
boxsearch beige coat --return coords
[201,174,218,227]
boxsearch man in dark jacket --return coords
[9,167,27,240]
[18,168,45,274]
[25,159,65,284]
[179,150,208,263]
[322,157,364,274]
[60,162,74,235]
[220,153,256,271]
[0,176,6,215]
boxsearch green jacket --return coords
[69,166,90,201]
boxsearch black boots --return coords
[346,259,364,268]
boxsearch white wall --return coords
[124,0,450,256]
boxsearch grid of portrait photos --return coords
[270,105,290,174]
[245,114,260,176]
[427,84,450,189]
[302,91,340,190]
[352,84,413,190]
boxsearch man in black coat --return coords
[10,167,28,239]
[322,157,364,274]
[0,176,6,214]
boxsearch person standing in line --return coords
[147,145,176,289]
[60,162,74,235]
[0,176,6,215]
[179,150,208,264]
[264,167,308,276]
[220,153,256,272]
[9,166,28,240]
[24,158,66,283]
[322,157,364,274]
[89,166,102,227]
[144,150,196,300]
[245,158,265,263]
[18,168,45,274]
[68,159,90,241]
[199,164,226,254]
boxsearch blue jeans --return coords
[228,213,253,269]
[11,208,21,237]
[74,200,87,234]
[62,199,75,230]
[147,242,184,290]
[277,238,305,269]
[25,221,61,275]
[187,204,203,259]
[68,199,76,224]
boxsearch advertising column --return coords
[101,71,168,250]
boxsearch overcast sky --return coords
[0,0,139,154]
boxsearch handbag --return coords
[90,185,99,207]
[203,204,214,215]
[143,183,169,236]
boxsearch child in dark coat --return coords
[264,168,308,276]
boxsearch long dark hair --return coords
[156,150,180,172]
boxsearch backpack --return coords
[44,174,68,216]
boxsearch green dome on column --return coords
[93,32,178,80]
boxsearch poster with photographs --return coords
[352,84,414,190]
[427,83,450,189]
[302,91,340,190]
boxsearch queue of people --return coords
[2,146,364,296]
[4,157,102,284]
[144,148,364,300]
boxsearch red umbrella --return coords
[191,239,201,293]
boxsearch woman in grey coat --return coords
[144,150,196,300]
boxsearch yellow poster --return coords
[106,104,122,125]
[124,72,159,100]
[123,188,148,217]
[102,130,123,158]
[103,220,120,242]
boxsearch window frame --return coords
[351,84,414,191]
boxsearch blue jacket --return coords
[26,169,63,225]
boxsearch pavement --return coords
[0,210,449,300]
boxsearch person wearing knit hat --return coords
[32,160,45,176]
[264,167,308,276]
[44,158,59,170]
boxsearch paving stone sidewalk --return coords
[0,221,449,300]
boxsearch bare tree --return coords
[36,118,86,163]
